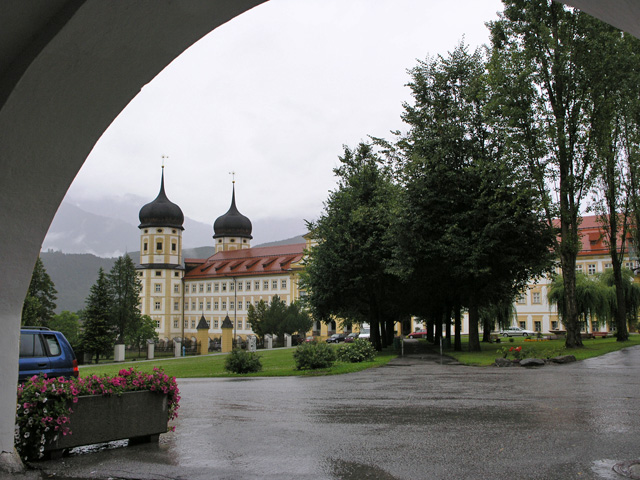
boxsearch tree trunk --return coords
[613,262,629,341]
[560,248,583,348]
[454,303,462,352]
[443,307,452,349]
[426,317,434,343]
[468,296,481,352]
[482,314,492,343]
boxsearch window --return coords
[191,301,196,310]
[206,283,212,292]
[534,321,541,332]
[214,301,219,310]
[184,301,188,311]
[237,320,243,329]
[174,272,180,277]
[255,281,260,291]
[157,229,163,233]
[532,292,541,304]
[588,264,596,275]
[184,320,188,328]
[154,283,161,293]
[255,300,259,307]
[154,301,161,310]
[519,321,526,329]
[173,319,178,328]
[174,301,179,311]
[222,282,227,292]
[214,283,219,292]
[576,264,583,273]
[264,280,269,290]
[191,320,196,328]
[552,321,558,331]
[155,271,162,277]
[199,301,203,311]
[246,281,251,291]
[206,320,210,328]
[143,242,148,252]
[272,280,278,289]
[19,333,44,357]
[516,295,526,305]
[199,284,204,293]
[191,284,196,293]
[214,319,219,328]
[605,263,613,270]
[156,241,163,251]
[238,301,243,310]
[222,301,227,310]
[238,282,243,291]
[155,320,160,328]
[206,301,211,310]
[230,301,235,310]
[281,279,287,289]
[174,284,180,293]
[171,242,177,252]
[230,281,235,291]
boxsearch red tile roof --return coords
[572,215,634,257]
[184,243,306,279]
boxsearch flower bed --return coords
[15,368,180,461]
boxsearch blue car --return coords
[19,327,79,382]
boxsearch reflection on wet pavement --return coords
[34,346,640,480]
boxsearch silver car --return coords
[500,326,536,337]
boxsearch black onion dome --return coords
[139,170,184,230]
[213,185,252,239]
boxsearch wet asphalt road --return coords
[33,346,640,480]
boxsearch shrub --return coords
[293,341,337,370]
[224,349,262,374]
[15,368,179,461]
[337,339,377,363]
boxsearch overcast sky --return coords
[63,0,504,235]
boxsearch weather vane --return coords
[229,171,236,184]
[162,154,169,169]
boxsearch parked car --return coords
[291,334,304,345]
[19,327,79,382]
[344,332,359,343]
[407,330,429,339]
[326,333,347,343]
[304,336,316,343]
[499,326,536,337]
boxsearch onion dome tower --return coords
[213,182,252,252]
[137,166,185,341]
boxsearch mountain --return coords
[43,198,308,258]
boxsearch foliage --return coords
[126,315,159,355]
[301,142,403,350]
[15,367,179,461]
[247,297,313,340]
[293,342,337,370]
[337,339,377,363]
[79,268,115,363]
[21,257,57,327]
[108,254,142,342]
[49,311,80,348]
[392,41,554,352]
[224,349,263,374]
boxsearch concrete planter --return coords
[44,391,168,455]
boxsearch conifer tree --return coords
[80,268,114,363]
[21,257,57,327]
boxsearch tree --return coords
[247,296,313,341]
[49,310,80,348]
[126,315,158,357]
[21,257,57,326]
[301,142,402,350]
[80,268,115,363]
[392,42,554,351]
[486,0,637,347]
[108,254,142,342]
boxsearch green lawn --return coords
[443,334,640,366]
[79,347,397,378]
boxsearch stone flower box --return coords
[44,390,168,456]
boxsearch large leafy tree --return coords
[393,43,554,351]
[126,315,158,357]
[108,254,142,342]
[21,257,57,327]
[301,142,402,350]
[486,0,639,347]
[246,296,313,340]
[583,15,640,341]
[80,268,115,363]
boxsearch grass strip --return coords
[79,346,397,378]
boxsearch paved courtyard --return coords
[34,346,640,480]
